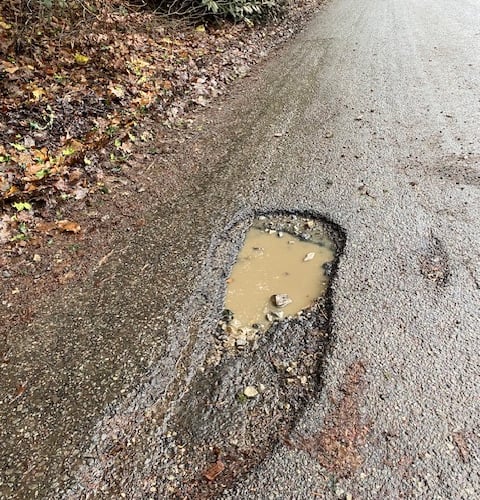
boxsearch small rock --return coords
[288,240,295,245]
[271,294,292,308]
[323,261,334,276]
[303,252,315,262]
[272,310,284,320]
[243,386,258,398]
[236,338,247,347]
[221,309,234,322]
[277,231,284,238]
[258,383,266,393]
[2,270,12,278]
[231,319,241,328]
[354,115,363,121]
[305,220,315,228]
[33,254,41,263]
[324,131,333,138]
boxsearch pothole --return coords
[220,215,335,352]
[154,213,344,498]
[67,212,345,499]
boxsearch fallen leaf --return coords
[2,60,18,73]
[12,202,32,212]
[109,84,125,98]
[4,186,19,198]
[36,222,57,233]
[15,384,26,397]
[56,220,81,233]
[203,460,225,481]
[452,432,469,462]
[58,270,76,284]
[31,87,46,101]
[75,53,90,65]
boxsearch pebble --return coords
[271,294,292,308]
[243,386,258,398]
[323,261,334,276]
[303,252,315,262]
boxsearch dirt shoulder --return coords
[0,0,322,338]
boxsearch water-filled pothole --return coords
[219,214,336,352]
[225,223,334,329]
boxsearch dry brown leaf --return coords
[202,460,225,481]
[58,270,76,284]
[56,220,81,233]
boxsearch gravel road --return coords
[1,0,479,498]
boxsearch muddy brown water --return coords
[225,228,334,328]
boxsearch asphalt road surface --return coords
[1,0,479,498]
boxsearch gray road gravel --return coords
[1,0,479,498]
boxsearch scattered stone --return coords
[2,270,11,278]
[303,252,315,262]
[271,294,292,308]
[243,386,258,398]
[324,131,333,138]
[277,231,284,238]
[354,114,363,121]
[221,309,234,322]
[300,233,311,240]
[271,310,284,320]
[33,254,41,263]
[236,338,247,347]
[323,261,334,276]
[305,220,315,228]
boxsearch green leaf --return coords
[35,168,49,179]
[10,143,26,152]
[62,146,76,156]
[12,202,32,212]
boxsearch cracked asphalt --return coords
[1,0,479,498]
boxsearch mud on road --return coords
[66,213,346,498]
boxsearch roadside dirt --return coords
[0,0,323,344]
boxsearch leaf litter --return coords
[0,0,324,333]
